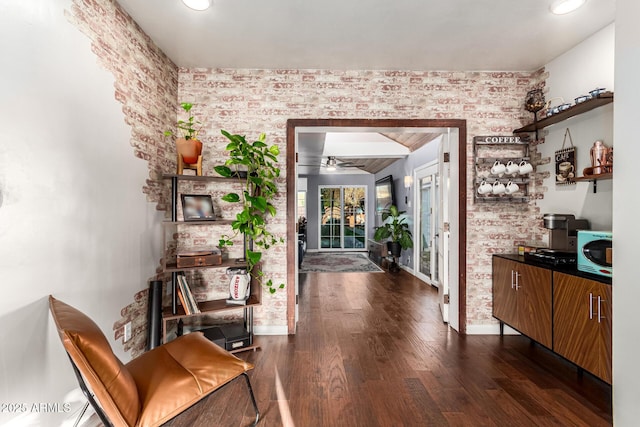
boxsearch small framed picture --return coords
[181,194,215,221]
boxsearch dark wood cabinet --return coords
[492,257,552,348]
[553,272,612,384]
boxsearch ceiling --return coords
[115,0,615,174]
[116,0,615,71]
[297,130,444,175]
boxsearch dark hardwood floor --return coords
[165,270,612,427]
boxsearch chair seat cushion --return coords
[126,332,254,427]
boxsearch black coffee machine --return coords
[526,214,590,266]
[543,214,590,252]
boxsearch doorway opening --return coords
[286,119,467,335]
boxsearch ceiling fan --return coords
[299,156,365,171]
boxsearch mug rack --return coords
[473,136,531,203]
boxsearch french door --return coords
[414,163,439,285]
[319,186,367,250]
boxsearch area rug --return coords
[300,252,383,273]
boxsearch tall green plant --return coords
[214,130,285,294]
[373,205,413,250]
[163,102,201,140]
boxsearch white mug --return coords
[492,181,506,195]
[505,181,519,194]
[505,161,520,176]
[491,161,506,177]
[519,160,533,175]
[478,179,493,195]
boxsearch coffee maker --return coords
[543,214,590,252]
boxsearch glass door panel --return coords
[414,163,439,286]
[420,176,433,278]
[320,185,367,250]
[342,187,366,249]
[320,187,341,249]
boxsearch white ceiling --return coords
[116,0,615,71]
[297,132,410,175]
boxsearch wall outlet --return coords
[124,322,132,342]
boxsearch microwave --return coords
[577,231,612,277]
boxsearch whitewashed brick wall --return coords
[179,68,549,330]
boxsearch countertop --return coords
[494,254,612,285]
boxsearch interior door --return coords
[437,134,450,323]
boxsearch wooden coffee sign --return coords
[556,128,576,186]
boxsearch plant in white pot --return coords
[214,130,285,294]
[164,102,203,175]
[373,204,413,260]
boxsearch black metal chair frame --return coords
[68,354,260,427]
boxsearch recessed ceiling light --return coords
[550,0,586,15]
[182,0,211,11]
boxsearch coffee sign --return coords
[555,128,576,186]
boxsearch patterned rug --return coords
[300,252,383,273]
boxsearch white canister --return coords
[227,267,250,301]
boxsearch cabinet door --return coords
[553,272,609,382]
[492,258,518,327]
[516,264,552,348]
[594,281,612,384]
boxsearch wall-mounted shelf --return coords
[514,92,613,134]
[574,173,612,194]
[473,136,531,203]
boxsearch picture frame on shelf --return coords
[181,194,215,221]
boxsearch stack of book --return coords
[177,275,200,315]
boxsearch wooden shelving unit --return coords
[159,174,260,353]
[514,92,613,134]
[514,91,614,194]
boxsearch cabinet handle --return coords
[515,272,520,290]
[598,296,606,323]
[511,270,515,289]
[589,293,594,320]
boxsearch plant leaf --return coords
[221,193,240,203]
[214,165,232,177]
[247,250,262,265]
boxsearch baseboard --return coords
[465,323,520,335]
[254,325,288,335]
[399,264,415,274]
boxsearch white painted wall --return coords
[536,24,614,231]
[0,1,162,425]
[613,1,640,423]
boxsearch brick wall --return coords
[67,0,551,344]
[67,0,178,355]
[179,68,549,328]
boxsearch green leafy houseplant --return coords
[163,102,201,140]
[373,205,413,257]
[214,130,285,294]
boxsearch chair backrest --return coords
[49,296,141,426]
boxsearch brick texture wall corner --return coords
[66,0,178,357]
[179,67,549,329]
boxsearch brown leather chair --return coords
[49,296,260,427]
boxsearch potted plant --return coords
[373,205,413,258]
[214,130,285,294]
[164,102,203,166]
